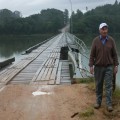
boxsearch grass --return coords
[113,87,120,99]
[87,82,96,91]
[74,77,95,84]
[79,107,94,119]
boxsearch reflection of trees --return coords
[0,34,53,57]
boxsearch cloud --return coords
[27,0,49,6]
[0,0,119,17]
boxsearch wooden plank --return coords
[1,69,21,84]
[49,67,57,84]
[41,52,56,81]
[36,67,46,81]
[0,57,15,68]
[54,59,59,67]
[50,58,55,67]
[0,68,16,81]
[15,75,34,78]
[14,61,29,69]
[56,62,62,85]
[41,68,49,80]
[48,49,60,84]
[49,52,54,58]
[46,58,53,67]
[30,58,50,83]
[45,68,53,80]
[35,81,48,85]
[12,78,31,81]
[0,69,13,78]
[31,66,43,83]
[44,58,50,67]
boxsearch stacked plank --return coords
[31,33,71,85]
[31,49,61,85]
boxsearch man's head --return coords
[99,23,108,38]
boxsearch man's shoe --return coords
[107,106,113,112]
[94,103,101,109]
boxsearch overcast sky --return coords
[0,0,119,17]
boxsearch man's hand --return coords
[114,66,118,75]
[90,67,94,74]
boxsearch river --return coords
[0,34,54,62]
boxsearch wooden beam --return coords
[0,57,15,68]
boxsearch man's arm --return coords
[89,39,96,74]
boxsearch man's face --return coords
[99,26,108,37]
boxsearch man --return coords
[89,23,119,112]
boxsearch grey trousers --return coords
[94,65,113,106]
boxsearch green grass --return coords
[74,77,95,84]
[79,107,94,118]
[113,87,120,99]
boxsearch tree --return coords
[71,3,120,34]
[14,11,22,18]
[0,8,65,34]
[114,0,118,5]
[64,9,69,25]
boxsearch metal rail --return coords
[65,32,92,79]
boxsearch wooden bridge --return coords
[0,32,89,88]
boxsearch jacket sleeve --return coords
[112,39,119,66]
[89,39,96,67]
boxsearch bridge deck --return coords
[0,33,75,87]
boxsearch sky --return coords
[0,0,120,17]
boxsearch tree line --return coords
[0,8,68,34]
[1,1,120,35]
[71,0,120,34]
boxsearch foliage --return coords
[79,107,94,118]
[0,8,65,34]
[0,9,21,25]
[113,86,120,99]
[72,1,120,34]
[64,9,69,25]
[75,77,94,84]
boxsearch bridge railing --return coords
[66,32,92,79]
[66,32,89,54]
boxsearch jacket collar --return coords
[99,35,108,41]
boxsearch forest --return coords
[72,0,120,34]
[0,8,68,34]
[0,0,120,35]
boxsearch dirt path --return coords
[0,84,119,120]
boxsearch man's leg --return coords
[104,66,113,111]
[94,66,105,106]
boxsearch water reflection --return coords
[0,34,53,62]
